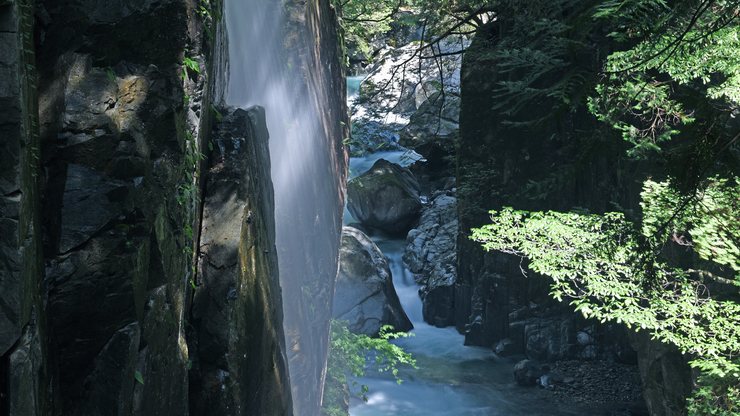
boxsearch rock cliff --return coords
[454,18,691,416]
[277,1,350,415]
[0,0,347,415]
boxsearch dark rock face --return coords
[0,0,297,414]
[2,0,346,414]
[455,19,688,415]
[0,1,48,414]
[34,0,212,411]
[456,21,636,350]
[403,195,457,327]
[279,1,351,415]
[189,106,291,416]
[628,330,692,416]
[347,158,422,234]
[334,227,413,336]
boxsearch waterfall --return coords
[225,1,347,415]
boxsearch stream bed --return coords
[343,153,640,416]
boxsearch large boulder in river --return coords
[350,36,469,154]
[399,91,461,168]
[347,159,422,234]
[513,360,547,387]
[403,194,457,327]
[333,227,413,336]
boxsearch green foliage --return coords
[462,1,740,413]
[471,180,740,376]
[134,370,144,385]
[687,369,740,416]
[587,1,740,161]
[183,56,200,75]
[641,177,740,272]
[197,0,221,41]
[210,104,223,121]
[335,0,407,62]
[324,320,417,404]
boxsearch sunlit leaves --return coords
[325,320,417,402]
[642,177,740,271]
[589,0,740,157]
[471,181,740,377]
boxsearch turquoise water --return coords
[348,75,366,98]
[344,158,611,416]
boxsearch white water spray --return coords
[225,1,346,415]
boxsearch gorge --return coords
[0,1,738,416]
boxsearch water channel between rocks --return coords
[344,80,624,416]
[344,153,638,416]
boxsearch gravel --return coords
[540,360,649,415]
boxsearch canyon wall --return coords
[0,0,348,414]
[455,19,692,416]
[280,1,351,414]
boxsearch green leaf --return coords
[183,57,200,73]
[210,104,223,121]
[135,370,144,385]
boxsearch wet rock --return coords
[58,164,126,253]
[333,227,413,336]
[403,194,457,327]
[189,106,292,416]
[514,359,546,386]
[347,158,422,234]
[493,338,519,356]
[350,36,468,154]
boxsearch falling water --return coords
[225,1,346,415]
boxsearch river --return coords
[344,74,626,414]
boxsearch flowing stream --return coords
[344,156,591,416]
[344,78,606,415]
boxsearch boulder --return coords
[399,91,460,156]
[403,195,457,326]
[333,227,413,336]
[347,159,422,234]
[513,359,547,387]
[350,36,469,154]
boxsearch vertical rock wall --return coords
[33,0,221,413]
[456,20,636,358]
[0,0,49,414]
[456,18,693,416]
[0,0,297,414]
[189,106,292,416]
[280,1,350,415]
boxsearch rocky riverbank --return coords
[545,360,645,408]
